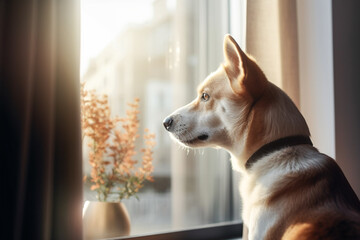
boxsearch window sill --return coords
[115,221,243,240]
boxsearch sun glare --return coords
[80,0,153,77]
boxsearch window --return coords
[81,0,245,237]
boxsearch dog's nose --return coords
[163,116,173,131]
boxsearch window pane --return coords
[81,0,242,236]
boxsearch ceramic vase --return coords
[83,201,131,239]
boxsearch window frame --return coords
[116,221,243,240]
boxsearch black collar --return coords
[245,135,313,170]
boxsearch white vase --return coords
[83,201,131,239]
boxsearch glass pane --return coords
[81,0,242,236]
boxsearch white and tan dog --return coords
[163,35,360,239]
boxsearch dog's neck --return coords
[230,83,311,171]
[245,135,313,170]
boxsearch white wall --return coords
[297,0,335,158]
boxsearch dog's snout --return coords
[163,116,174,131]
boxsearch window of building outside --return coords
[81,0,245,236]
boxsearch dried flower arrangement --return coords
[81,83,155,201]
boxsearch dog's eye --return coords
[201,93,210,102]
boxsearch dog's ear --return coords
[223,35,247,95]
[223,35,266,99]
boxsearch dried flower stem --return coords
[81,83,155,201]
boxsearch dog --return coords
[163,35,360,239]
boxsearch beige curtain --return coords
[246,0,300,107]
[0,1,82,239]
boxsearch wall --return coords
[332,0,360,197]
[297,0,335,159]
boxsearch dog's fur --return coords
[163,35,360,239]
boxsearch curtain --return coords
[0,1,82,239]
[245,0,299,107]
